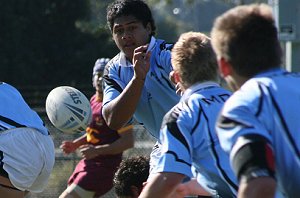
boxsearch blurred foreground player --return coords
[59,58,134,198]
[0,82,55,198]
[211,3,300,198]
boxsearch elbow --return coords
[102,106,123,130]
[105,119,121,130]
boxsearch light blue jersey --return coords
[0,82,49,135]
[216,68,300,197]
[154,82,238,197]
[103,37,180,139]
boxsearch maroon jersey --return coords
[86,95,121,147]
[67,94,122,196]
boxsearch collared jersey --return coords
[154,82,238,197]
[103,37,180,139]
[216,68,300,198]
[0,82,48,135]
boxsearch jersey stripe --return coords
[202,103,239,191]
[166,107,191,155]
[166,150,191,167]
[260,82,300,159]
[0,115,26,128]
[103,77,122,94]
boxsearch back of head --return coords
[211,4,282,78]
[113,156,150,197]
[171,31,218,89]
[107,0,156,36]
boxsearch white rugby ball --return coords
[45,86,92,134]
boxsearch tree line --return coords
[0,0,118,87]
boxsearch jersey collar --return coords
[254,67,285,78]
[181,81,220,100]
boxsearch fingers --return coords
[133,44,151,62]
[134,45,148,53]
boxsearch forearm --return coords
[73,134,88,148]
[183,178,211,196]
[94,131,134,155]
[103,77,145,130]
[238,177,276,198]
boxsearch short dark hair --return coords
[211,4,282,78]
[106,0,156,36]
[113,155,150,197]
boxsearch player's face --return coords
[93,72,103,93]
[112,15,152,61]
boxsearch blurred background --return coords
[1,0,299,197]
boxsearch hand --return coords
[132,45,151,82]
[60,141,77,155]
[79,144,99,160]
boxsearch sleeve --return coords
[216,90,273,158]
[102,62,124,107]
[102,60,134,125]
[153,102,194,178]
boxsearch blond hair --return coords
[171,32,218,89]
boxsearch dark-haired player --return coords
[103,0,180,181]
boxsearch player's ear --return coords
[218,57,232,77]
[173,71,181,84]
[145,22,152,35]
[130,185,140,197]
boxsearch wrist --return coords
[73,141,81,149]
[133,75,145,84]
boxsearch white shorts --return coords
[0,127,55,193]
[147,141,162,181]
[147,142,192,183]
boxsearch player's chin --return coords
[122,47,134,59]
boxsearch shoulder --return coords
[222,79,263,116]
[155,39,174,51]
[103,53,123,78]
[161,98,195,128]
[0,82,20,95]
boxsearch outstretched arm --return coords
[60,134,87,155]
[79,126,134,159]
[103,45,150,130]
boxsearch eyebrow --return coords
[113,20,140,29]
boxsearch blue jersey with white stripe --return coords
[103,37,180,139]
[0,82,48,135]
[154,82,238,197]
[216,68,300,197]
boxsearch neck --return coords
[96,91,103,102]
